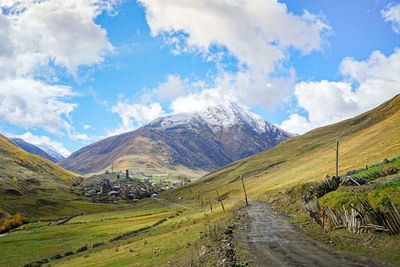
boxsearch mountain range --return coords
[59,103,294,177]
[10,138,64,163]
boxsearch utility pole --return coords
[336,140,339,178]
[111,162,114,174]
[240,175,248,206]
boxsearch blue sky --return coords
[0,0,400,156]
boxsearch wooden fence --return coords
[305,198,400,235]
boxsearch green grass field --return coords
[0,200,179,266]
[0,194,240,267]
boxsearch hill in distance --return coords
[60,103,293,177]
[11,138,60,163]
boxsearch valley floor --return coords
[0,197,233,267]
[1,194,399,267]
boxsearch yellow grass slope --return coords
[0,133,81,185]
[167,94,400,201]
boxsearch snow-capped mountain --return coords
[149,102,289,139]
[11,138,60,163]
[146,102,293,163]
[60,103,294,177]
[37,144,66,162]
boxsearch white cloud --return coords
[0,0,116,134]
[170,87,235,114]
[110,101,164,135]
[280,114,312,135]
[9,131,71,157]
[280,48,400,134]
[67,130,92,141]
[219,68,296,108]
[0,0,114,77]
[155,74,186,101]
[138,0,329,109]
[0,78,76,133]
[139,0,329,72]
[83,124,92,130]
[382,3,400,34]
[166,68,295,114]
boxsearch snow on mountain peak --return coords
[147,102,285,135]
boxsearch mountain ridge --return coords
[11,138,60,163]
[60,103,293,176]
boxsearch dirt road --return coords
[236,202,388,267]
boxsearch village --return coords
[83,169,191,202]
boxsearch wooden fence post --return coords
[215,190,225,213]
[240,175,248,206]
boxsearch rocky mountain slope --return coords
[11,138,60,163]
[59,103,293,177]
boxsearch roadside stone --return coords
[199,245,208,257]
[64,251,74,256]
[76,245,88,253]
[93,242,105,248]
[50,254,63,260]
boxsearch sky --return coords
[0,0,400,157]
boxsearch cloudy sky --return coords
[1,0,400,156]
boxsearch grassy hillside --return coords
[0,133,81,185]
[0,133,125,223]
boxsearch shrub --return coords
[0,213,29,233]
[381,166,399,176]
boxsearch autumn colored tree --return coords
[0,213,28,233]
